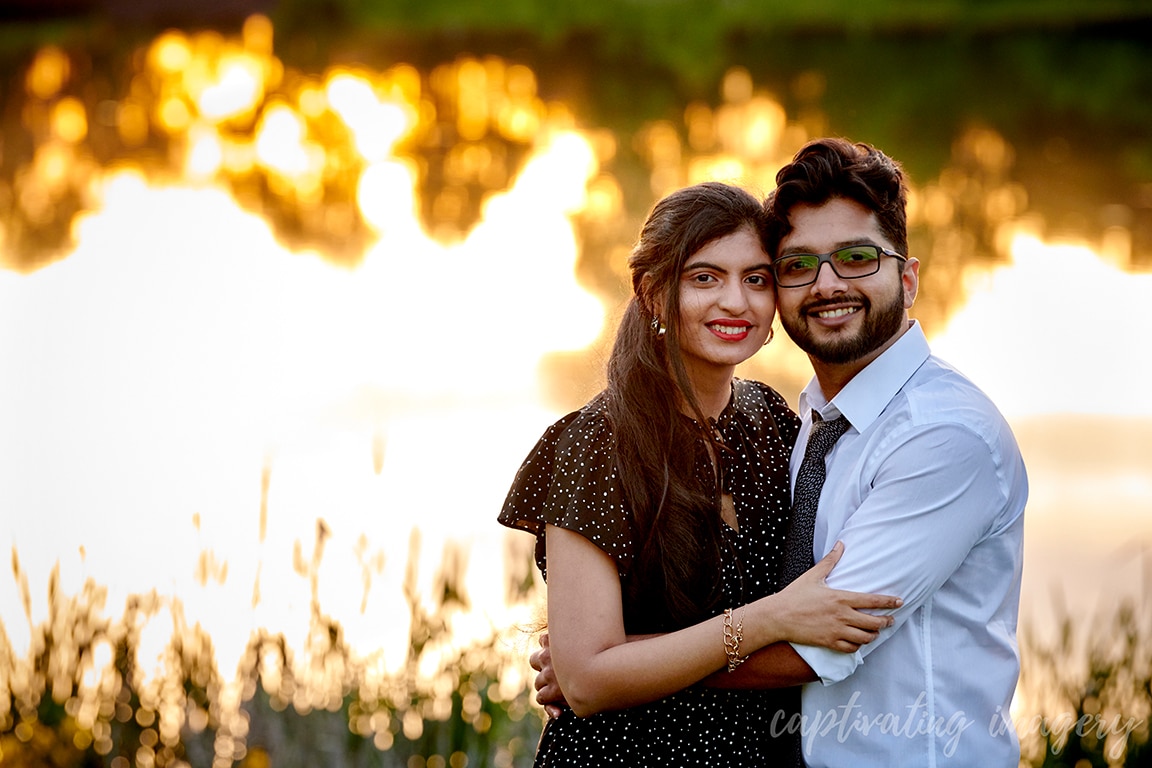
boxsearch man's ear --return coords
[901,257,920,309]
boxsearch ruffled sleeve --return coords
[497,399,634,580]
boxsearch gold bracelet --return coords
[723,607,746,672]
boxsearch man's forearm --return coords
[702,641,818,689]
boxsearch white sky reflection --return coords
[930,232,1152,642]
[931,232,1152,418]
[1,153,1149,693]
[0,131,602,678]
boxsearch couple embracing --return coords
[498,137,1027,767]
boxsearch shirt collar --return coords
[798,320,930,432]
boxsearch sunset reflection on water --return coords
[1,14,1150,766]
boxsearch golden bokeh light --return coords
[148,31,193,74]
[25,46,71,99]
[116,100,151,147]
[156,96,192,134]
[194,52,267,122]
[51,97,88,144]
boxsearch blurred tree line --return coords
[1,0,1151,264]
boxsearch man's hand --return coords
[530,632,566,718]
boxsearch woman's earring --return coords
[763,327,774,346]
[650,315,666,338]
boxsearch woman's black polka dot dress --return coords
[499,379,803,767]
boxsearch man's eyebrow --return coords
[778,239,879,256]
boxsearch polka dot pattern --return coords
[499,379,803,765]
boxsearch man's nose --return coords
[811,259,848,296]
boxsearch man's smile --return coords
[812,306,860,320]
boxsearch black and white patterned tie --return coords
[781,411,851,586]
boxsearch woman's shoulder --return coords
[501,393,615,499]
[731,378,801,441]
[732,378,795,414]
[537,394,614,454]
[498,392,632,575]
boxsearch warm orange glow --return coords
[917,184,956,228]
[51,97,88,143]
[637,68,798,198]
[455,58,491,141]
[194,53,266,122]
[957,125,1014,173]
[117,100,150,146]
[297,83,327,118]
[717,95,786,160]
[156,96,192,133]
[685,102,716,152]
[384,63,422,105]
[688,154,747,185]
[585,174,624,220]
[496,64,543,142]
[148,31,192,74]
[242,14,275,56]
[25,46,70,99]
[721,66,754,103]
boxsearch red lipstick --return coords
[707,319,751,341]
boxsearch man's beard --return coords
[781,284,906,365]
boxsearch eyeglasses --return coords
[772,244,907,288]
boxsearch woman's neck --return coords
[679,364,735,422]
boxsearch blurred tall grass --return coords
[0,540,543,768]
[1018,591,1152,768]
[3,548,1150,767]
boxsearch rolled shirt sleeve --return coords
[792,419,1021,684]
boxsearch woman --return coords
[498,182,899,765]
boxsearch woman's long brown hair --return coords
[605,181,770,627]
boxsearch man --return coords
[735,137,1027,766]
[534,138,1028,766]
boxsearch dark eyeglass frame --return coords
[772,244,907,288]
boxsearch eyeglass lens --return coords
[775,245,881,286]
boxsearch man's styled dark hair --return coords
[766,137,909,257]
[605,181,769,628]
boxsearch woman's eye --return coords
[690,273,716,283]
[746,274,769,286]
